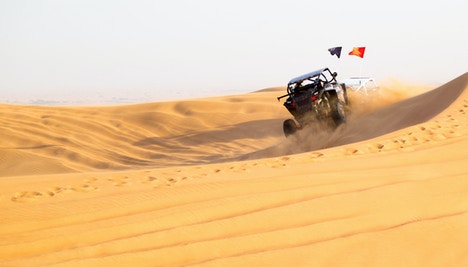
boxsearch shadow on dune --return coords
[134,118,284,147]
[130,119,285,167]
[239,72,468,160]
[1,144,58,150]
[172,119,284,146]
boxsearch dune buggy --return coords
[277,67,348,137]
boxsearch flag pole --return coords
[360,59,364,77]
[349,47,366,77]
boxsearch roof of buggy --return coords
[288,68,329,86]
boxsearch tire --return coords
[329,93,346,126]
[283,119,298,137]
[341,83,350,105]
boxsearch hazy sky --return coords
[1,0,467,103]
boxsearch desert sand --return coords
[0,73,467,266]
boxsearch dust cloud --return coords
[240,82,441,160]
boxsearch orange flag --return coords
[348,47,366,58]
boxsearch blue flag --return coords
[328,46,342,58]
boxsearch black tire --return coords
[329,94,346,126]
[283,119,298,137]
[341,83,350,105]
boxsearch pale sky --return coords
[0,0,467,103]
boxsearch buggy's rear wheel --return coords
[341,83,350,105]
[330,94,346,126]
[283,119,299,137]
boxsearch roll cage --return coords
[341,77,379,96]
[277,68,338,101]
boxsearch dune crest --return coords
[0,90,288,176]
[0,73,467,266]
[0,77,445,177]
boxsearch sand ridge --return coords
[0,81,436,177]
[0,73,467,266]
[0,89,289,177]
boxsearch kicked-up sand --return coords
[0,73,467,266]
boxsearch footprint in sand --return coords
[108,176,131,187]
[272,156,291,168]
[45,185,80,197]
[72,184,99,193]
[167,177,177,184]
[392,139,406,149]
[11,179,101,203]
[147,176,158,182]
[140,175,171,188]
[140,175,162,186]
[11,191,43,202]
[46,186,66,197]
[367,143,384,153]
[310,152,325,159]
[192,172,209,179]
[84,177,98,183]
[344,147,359,155]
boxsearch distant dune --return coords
[0,73,467,266]
[0,88,293,177]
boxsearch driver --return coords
[316,79,323,90]
[292,82,303,94]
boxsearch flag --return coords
[348,47,366,58]
[328,46,342,58]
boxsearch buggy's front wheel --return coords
[331,98,346,126]
[283,119,299,137]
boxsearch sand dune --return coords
[0,82,427,177]
[0,88,288,176]
[0,73,467,266]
